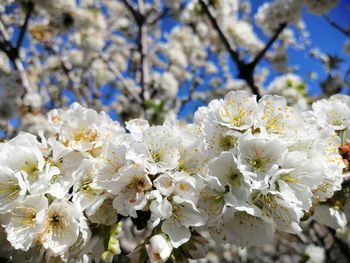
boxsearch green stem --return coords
[340,129,347,145]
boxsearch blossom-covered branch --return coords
[0,15,33,93]
[199,0,287,99]
[248,22,287,69]
[1,90,350,262]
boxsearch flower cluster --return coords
[255,0,338,34]
[309,94,350,230]
[0,91,347,262]
[194,91,344,247]
[266,73,308,110]
[304,0,339,15]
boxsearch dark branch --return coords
[237,68,261,99]
[199,0,261,99]
[249,23,287,69]
[323,15,350,38]
[148,3,186,26]
[0,40,9,54]
[0,2,34,61]
[0,15,32,92]
[121,0,144,25]
[148,7,171,25]
[198,0,242,66]
[199,0,263,99]
[120,0,150,102]
[16,2,34,50]
[342,173,350,188]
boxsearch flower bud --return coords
[339,145,349,155]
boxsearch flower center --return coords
[21,161,39,181]
[73,128,98,143]
[151,151,163,163]
[219,135,236,150]
[0,180,20,201]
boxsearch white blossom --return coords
[146,234,173,263]
[4,195,47,251]
[40,199,85,256]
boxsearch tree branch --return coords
[16,2,34,50]
[121,0,143,25]
[323,15,350,38]
[100,55,143,104]
[249,23,287,69]
[198,0,288,100]
[44,45,85,104]
[0,17,32,93]
[198,0,242,66]
[199,0,263,98]
[147,7,171,26]
[138,22,150,101]
[121,0,150,102]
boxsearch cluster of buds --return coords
[339,139,350,173]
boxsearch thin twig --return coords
[137,0,150,101]
[44,45,84,104]
[323,15,350,38]
[0,17,33,93]
[121,0,150,102]
[249,23,287,69]
[198,0,242,66]
[16,2,34,50]
[148,7,171,25]
[198,0,262,98]
[100,55,143,104]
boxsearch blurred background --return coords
[0,0,349,139]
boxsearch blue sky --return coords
[2,0,350,125]
[160,0,350,120]
[251,0,350,96]
[175,0,350,118]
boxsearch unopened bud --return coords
[339,145,349,154]
[301,210,312,221]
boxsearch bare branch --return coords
[147,7,171,26]
[323,15,350,38]
[198,0,262,99]
[16,2,34,50]
[199,0,289,100]
[249,23,287,69]
[120,0,143,25]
